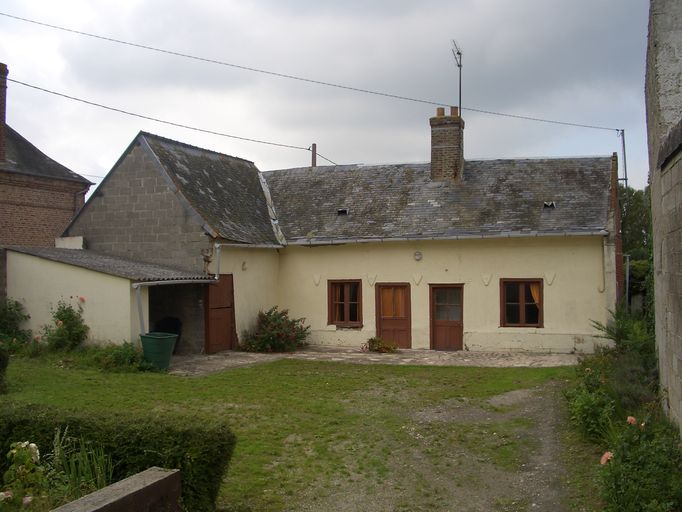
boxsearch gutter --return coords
[132,278,214,336]
[287,230,610,246]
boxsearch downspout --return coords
[132,279,215,335]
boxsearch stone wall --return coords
[0,171,86,247]
[65,140,211,273]
[646,0,682,428]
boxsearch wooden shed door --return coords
[430,285,463,351]
[205,275,236,354]
[376,283,411,348]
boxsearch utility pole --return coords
[451,40,462,113]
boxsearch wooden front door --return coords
[430,284,464,351]
[376,283,411,348]
[205,275,237,354]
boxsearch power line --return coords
[8,78,338,165]
[0,10,621,133]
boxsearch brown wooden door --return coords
[430,285,463,351]
[205,275,237,354]
[376,283,411,348]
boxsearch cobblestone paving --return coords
[169,345,579,376]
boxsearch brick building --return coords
[0,63,91,247]
[646,0,682,429]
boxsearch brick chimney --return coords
[430,106,464,181]
[0,63,7,162]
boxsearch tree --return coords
[619,184,650,260]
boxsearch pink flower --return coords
[22,495,33,506]
[78,296,86,303]
[33,334,41,343]
[600,451,614,465]
[0,490,13,501]
[627,416,637,425]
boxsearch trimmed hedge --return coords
[0,403,236,512]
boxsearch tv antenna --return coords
[451,40,462,113]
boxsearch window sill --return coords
[330,324,363,330]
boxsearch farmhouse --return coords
[3,107,623,353]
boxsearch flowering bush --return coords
[1,441,47,509]
[42,300,89,352]
[599,416,682,511]
[241,307,310,352]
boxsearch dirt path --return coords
[292,381,570,512]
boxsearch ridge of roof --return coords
[138,131,255,165]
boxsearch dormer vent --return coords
[543,201,556,209]
[337,208,349,216]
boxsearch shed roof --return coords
[0,125,92,184]
[141,132,281,245]
[6,247,213,282]
[264,157,613,244]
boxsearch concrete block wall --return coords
[646,0,682,428]
[65,141,211,273]
[66,140,214,352]
[0,171,86,247]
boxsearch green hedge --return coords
[0,403,236,511]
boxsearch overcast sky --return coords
[0,0,650,191]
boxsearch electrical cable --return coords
[8,78,338,165]
[0,11,620,133]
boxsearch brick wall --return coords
[65,139,213,351]
[430,107,464,181]
[65,141,211,272]
[646,0,682,429]
[0,171,86,247]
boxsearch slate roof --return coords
[6,247,213,282]
[264,157,613,244]
[141,132,281,245]
[0,125,91,184]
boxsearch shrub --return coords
[241,307,310,352]
[0,299,31,351]
[43,300,89,352]
[0,403,237,512]
[362,337,399,353]
[600,416,682,511]
[86,343,155,372]
[0,346,8,394]
[565,384,615,442]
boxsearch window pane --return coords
[335,303,345,322]
[349,283,359,302]
[435,288,448,305]
[525,303,539,325]
[505,282,519,303]
[506,304,520,324]
[349,303,358,321]
[334,284,344,302]
[435,305,447,320]
[451,305,462,321]
[447,288,461,305]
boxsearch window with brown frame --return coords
[500,279,543,327]
[328,280,362,327]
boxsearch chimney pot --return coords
[436,107,445,117]
[450,106,459,117]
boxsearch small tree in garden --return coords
[241,307,310,352]
[43,299,89,351]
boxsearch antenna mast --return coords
[451,40,462,113]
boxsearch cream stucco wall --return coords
[276,236,612,353]
[213,246,280,342]
[6,251,147,345]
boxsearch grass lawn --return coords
[5,356,593,511]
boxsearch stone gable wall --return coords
[646,0,682,428]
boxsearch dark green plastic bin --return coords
[140,332,178,371]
